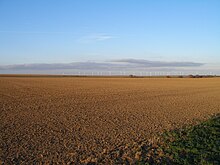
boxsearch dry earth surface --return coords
[0,77,220,164]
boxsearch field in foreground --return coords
[0,77,220,164]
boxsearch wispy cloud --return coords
[78,33,116,43]
[0,59,204,72]
[110,59,204,67]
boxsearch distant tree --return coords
[195,75,203,78]
[188,75,194,78]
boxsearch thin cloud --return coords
[110,59,204,67]
[78,33,116,43]
[0,62,115,70]
[0,59,204,72]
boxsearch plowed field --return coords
[1,77,220,164]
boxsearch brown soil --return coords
[0,77,220,164]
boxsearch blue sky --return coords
[0,0,220,74]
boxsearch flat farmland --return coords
[0,77,220,164]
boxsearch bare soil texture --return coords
[0,77,220,164]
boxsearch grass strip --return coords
[138,114,220,164]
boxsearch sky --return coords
[0,0,220,75]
